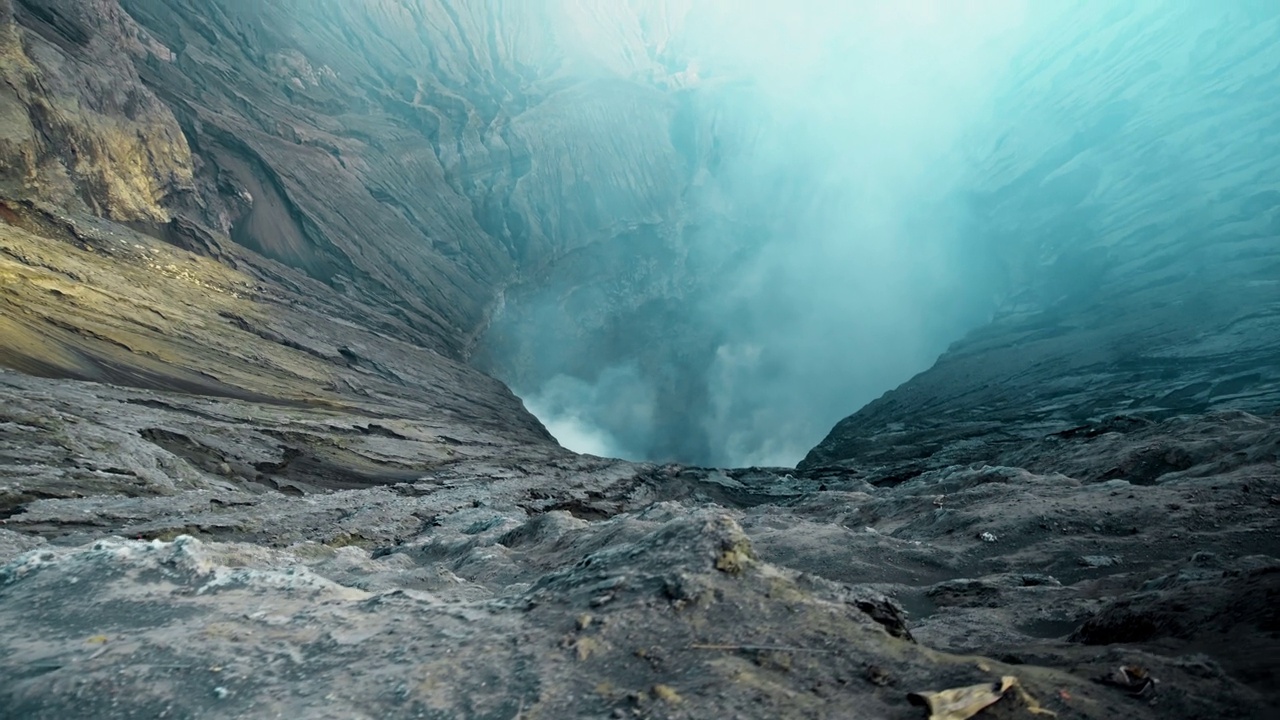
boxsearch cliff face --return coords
[0,0,723,463]
[479,1,1280,468]
[0,0,584,503]
[802,2,1280,474]
[1,2,1279,718]
[2,0,711,362]
[1,0,800,465]
[0,0,193,221]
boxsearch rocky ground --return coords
[2,365,1277,718]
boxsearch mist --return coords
[480,1,1276,467]
[682,0,1032,465]
[487,0,1033,466]
[483,1,1032,465]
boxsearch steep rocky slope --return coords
[0,1,1278,719]
[3,0,711,359]
[804,3,1280,474]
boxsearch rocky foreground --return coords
[2,366,1278,719]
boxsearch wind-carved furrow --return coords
[209,131,346,282]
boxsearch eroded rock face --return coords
[0,0,193,221]
[489,2,1280,468]
[3,0,717,362]
[802,3,1280,473]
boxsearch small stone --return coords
[213,687,230,700]
[865,665,891,686]
[652,684,682,704]
[716,543,754,574]
[574,636,599,661]
[978,531,997,543]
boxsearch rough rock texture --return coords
[2,372,1277,718]
[0,199,550,487]
[0,0,193,221]
[2,0,715,360]
[803,3,1280,474]
[0,1,1278,719]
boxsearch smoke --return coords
[685,2,1028,464]
[506,1,1033,465]
[522,366,656,461]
